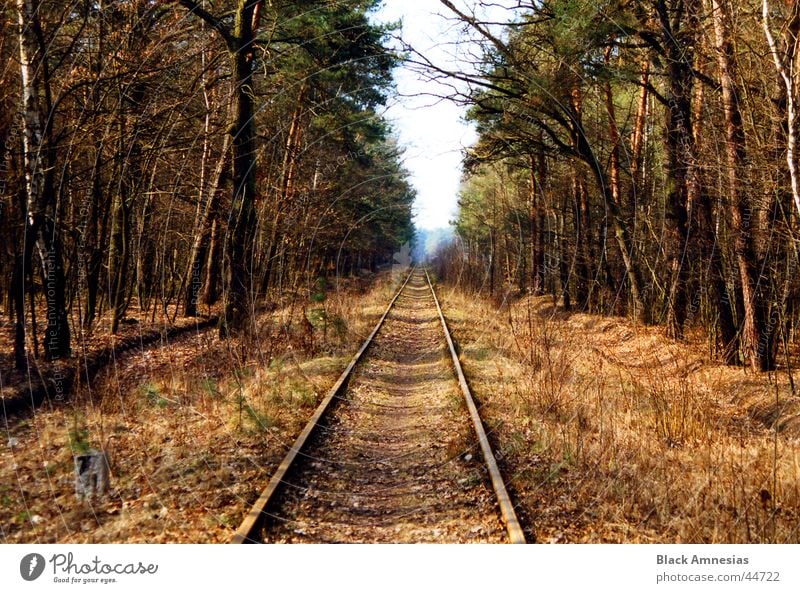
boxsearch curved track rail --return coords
[231,268,525,544]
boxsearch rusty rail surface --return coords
[424,268,526,544]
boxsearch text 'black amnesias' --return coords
[657,555,749,565]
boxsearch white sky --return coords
[373,1,514,231]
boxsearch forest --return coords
[1,0,413,366]
[435,0,800,375]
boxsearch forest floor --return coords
[0,271,403,543]
[439,286,800,543]
[0,303,213,389]
[3,271,800,543]
[0,302,220,417]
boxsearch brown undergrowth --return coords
[438,284,800,543]
[0,271,406,543]
[0,303,218,396]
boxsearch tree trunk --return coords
[11,254,26,370]
[573,49,646,323]
[17,0,70,360]
[557,198,571,311]
[689,33,738,362]
[221,1,260,335]
[763,0,800,219]
[107,181,129,334]
[629,60,650,196]
[262,82,307,296]
[203,217,222,306]
[528,154,543,294]
[657,0,701,339]
[713,0,771,370]
[570,85,594,309]
[184,133,231,316]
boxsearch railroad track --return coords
[231,268,525,544]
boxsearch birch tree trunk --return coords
[763,0,800,219]
[17,0,70,360]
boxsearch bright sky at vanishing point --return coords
[373,1,514,231]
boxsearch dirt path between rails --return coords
[264,272,506,543]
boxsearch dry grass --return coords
[0,270,409,543]
[439,286,800,543]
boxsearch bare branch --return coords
[175,0,233,48]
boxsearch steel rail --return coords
[230,268,415,543]
[424,268,527,544]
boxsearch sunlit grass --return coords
[443,288,800,543]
